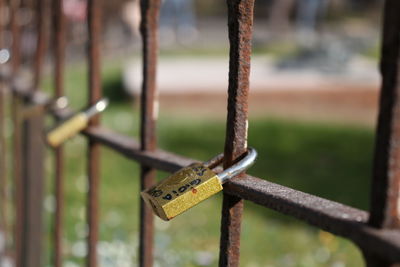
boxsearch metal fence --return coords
[0,0,399,266]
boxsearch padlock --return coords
[141,147,257,221]
[46,98,109,147]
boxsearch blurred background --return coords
[1,0,384,266]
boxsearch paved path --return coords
[124,56,379,94]
[123,56,380,126]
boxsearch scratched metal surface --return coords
[139,0,161,266]
[366,1,400,265]
[369,0,400,229]
[219,0,255,266]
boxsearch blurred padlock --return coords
[141,147,257,221]
[46,98,108,147]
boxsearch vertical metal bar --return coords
[139,0,160,266]
[0,0,7,256]
[20,114,45,267]
[0,88,6,257]
[219,0,254,266]
[10,0,20,75]
[366,0,400,265]
[33,0,48,89]
[0,95,6,259]
[87,0,102,266]
[369,0,400,229]
[0,0,7,245]
[11,95,22,267]
[9,0,22,265]
[52,0,66,265]
[17,0,47,265]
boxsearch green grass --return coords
[40,62,372,266]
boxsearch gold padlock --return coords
[46,98,108,147]
[141,147,257,221]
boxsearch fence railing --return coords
[0,0,400,266]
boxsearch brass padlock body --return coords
[46,113,88,147]
[45,98,108,147]
[141,163,223,221]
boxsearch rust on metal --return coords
[0,88,6,256]
[86,0,102,266]
[53,147,64,267]
[79,125,400,263]
[20,109,45,267]
[8,84,400,264]
[16,0,48,264]
[11,94,23,267]
[0,0,8,254]
[10,0,21,75]
[33,0,48,89]
[219,0,255,266]
[224,175,400,263]
[4,0,400,266]
[9,0,23,263]
[52,0,66,265]
[139,0,160,266]
[369,0,400,229]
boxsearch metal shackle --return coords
[218,147,257,182]
[204,147,257,183]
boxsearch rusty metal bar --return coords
[219,0,255,266]
[86,0,102,266]
[366,1,400,265]
[139,0,160,266]
[20,110,45,267]
[33,0,48,89]
[224,176,400,263]
[84,127,193,173]
[5,86,400,264]
[0,0,3,47]
[10,0,20,75]
[0,0,8,256]
[17,0,48,264]
[52,0,66,265]
[9,0,23,264]
[0,92,6,260]
[369,0,400,229]
[0,89,6,256]
[68,126,400,262]
[11,94,22,267]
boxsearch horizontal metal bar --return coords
[79,126,400,261]
[225,176,400,263]
[8,84,400,262]
[84,127,195,173]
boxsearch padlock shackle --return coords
[85,98,109,118]
[218,147,257,183]
[204,153,224,169]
